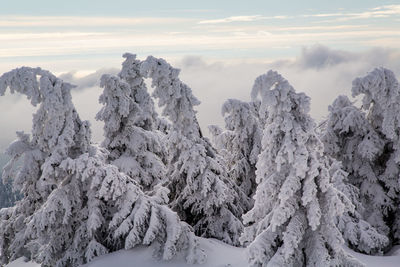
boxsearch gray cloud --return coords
[59,68,119,90]
[277,45,400,73]
[0,93,37,152]
[175,46,400,135]
[296,45,355,69]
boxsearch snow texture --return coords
[6,239,400,267]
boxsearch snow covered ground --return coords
[6,238,400,267]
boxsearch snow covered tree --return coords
[96,54,167,192]
[329,159,388,254]
[141,56,249,246]
[322,95,392,251]
[0,67,204,266]
[209,98,262,203]
[323,67,400,246]
[27,148,204,266]
[0,67,91,264]
[351,68,400,242]
[241,70,361,266]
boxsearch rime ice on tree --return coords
[141,56,247,246]
[0,67,204,267]
[209,98,261,207]
[96,54,167,192]
[0,67,91,265]
[322,95,390,253]
[240,70,361,266]
[323,68,400,248]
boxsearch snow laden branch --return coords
[323,68,400,251]
[141,56,249,246]
[322,95,389,254]
[241,70,362,266]
[96,54,167,192]
[0,67,91,265]
[209,99,262,209]
[0,67,204,267]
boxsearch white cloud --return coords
[0,16,193,27]
[174,46,400,133]
[303,4,400,21]
[198,5,400,26]
[1,28,399,60]
[198,15,266,24]
[59,68,119,90]
[198,15,289,24]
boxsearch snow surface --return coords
[6,238,400,267]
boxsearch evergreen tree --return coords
[325,67,400,244]
[0,67,204,266]
[141,56,249,246]
[209,98,261,203]
[96,54,167,192]
[322,66,400,246]
[0,67,91,264]
[352,68,400,242]
[322,95,390,252]
[329,159,389,254]
[241,70,361,266]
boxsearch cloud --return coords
[1,5,399,62]
[0,16,193,27]
[198,15,289,24]
[59,68,119,90]
[198,15,266,24]
[2,28,399,60]
[294,45,356,69]
[303,4,400,21]
[280,45,400,73]
[173,46,400,135]
[197,5,400,26]
[0,93,37,152]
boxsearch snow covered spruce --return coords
[209,98,262,210]
[322,95,389,254]
[240,70,362,266]
[96,54,167,193]
[140,56,249,246]
[323,68,400,252]
[0,67,205,267]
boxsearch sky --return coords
[1,0,400,150]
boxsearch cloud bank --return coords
[59,68,119,90]
[1,45,400,151]
[176,45,400,135]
